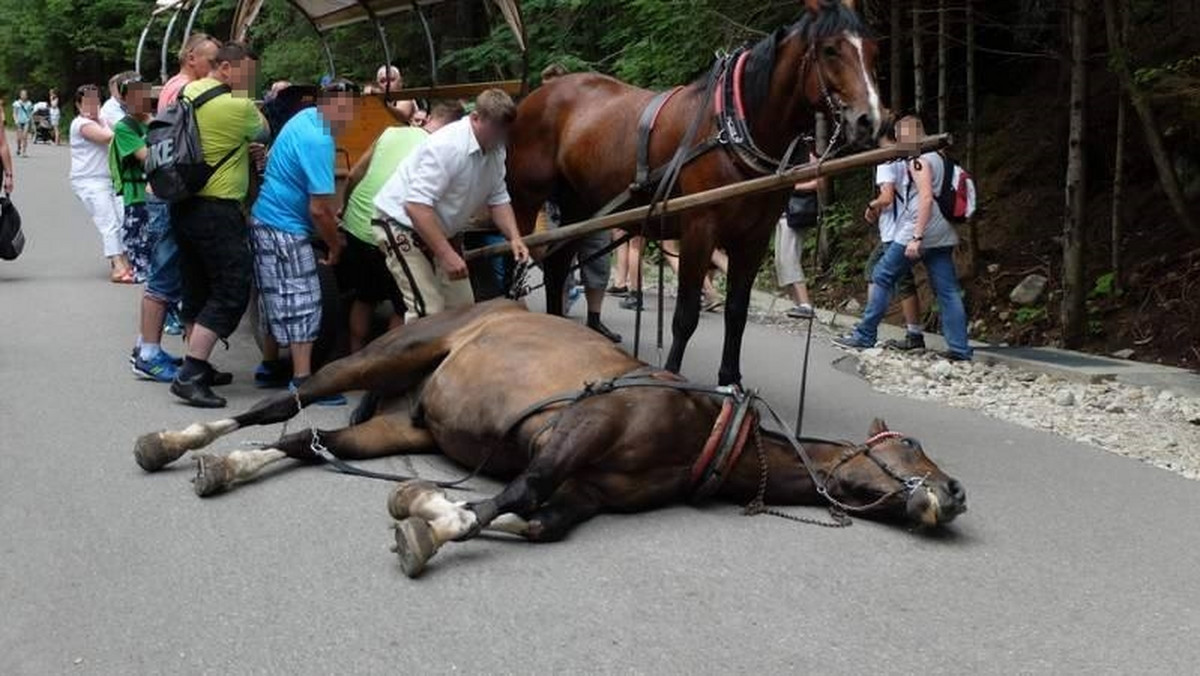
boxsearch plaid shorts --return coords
[249,223,323,345]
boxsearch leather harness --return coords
[500,367,757,501]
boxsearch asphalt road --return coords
[2,139,1199,675]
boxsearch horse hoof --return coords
[387,480,439,521]
[192,454,231,497]
[393,517,437,578]
[134,432,182,473]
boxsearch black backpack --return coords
[144,84,238,202]
[0,195,25,261]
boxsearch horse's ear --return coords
[869,418,889,436]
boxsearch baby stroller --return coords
[31,105,54,144]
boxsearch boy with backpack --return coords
[149,42,266,407]
[108,76,185,382]
[836,115,974,362]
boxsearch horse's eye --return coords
[822,45,840,59]
[901,438,917,449]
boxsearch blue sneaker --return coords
[289,379,346,407]
[130,347,183,367]
[133,351,180,382]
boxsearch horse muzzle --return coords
[906,478,967,528]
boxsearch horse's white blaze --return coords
[848,34,882,132]
[486,513,531,537]
[407,489,477,545]
[170,419,239,451]
[227,449,287,482]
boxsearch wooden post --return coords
[965,0,979,276]
[466,135,954,260]
[937,0,948,133]
[890,0,904,112]
[815,113,832,271]
[912,0,925,115]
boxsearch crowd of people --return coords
[48,45,970,410]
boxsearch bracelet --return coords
[912,236,924,241]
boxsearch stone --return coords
[1009,274,1049,306]
[845,297,862,313]
[1111,348,1136,360]
[1157,390,1175,402]
[998,311,1011,321]
[987,263,1001,275]
[1105,403,1126,414]
[1054,390,1076,407]
[928,361,954,380]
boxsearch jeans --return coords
[144,195,181,304]
[853,243,972,358]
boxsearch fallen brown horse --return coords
[134,300,965,577]
[505,0,882,386]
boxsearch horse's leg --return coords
[717,236,771,386]
[664,217,718,374]
[542,245,571,316]
[388,416,616,576]
[192,407,435,497]
[134,315,456,473]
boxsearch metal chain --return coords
[292,388,329,457]
[742,424,851,528]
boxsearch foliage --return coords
[1014,306,1048,325]
[1089,272,1117,299]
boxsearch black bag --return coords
[785,190,819,231]
[145,83,238,202]
[0,195,25,261]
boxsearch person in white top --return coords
[100,71,137,128]
[48,89,62,145]
[70,84,131,282]
[863,122,925,350]
[373,89,530,319]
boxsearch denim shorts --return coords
[144,196,181,304]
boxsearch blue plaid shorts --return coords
[249,223,322,345]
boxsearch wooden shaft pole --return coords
[466,134,952,261]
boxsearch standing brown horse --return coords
[505,0,882,386]
[133,300,966,578]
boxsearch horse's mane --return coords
[740,1,869,119]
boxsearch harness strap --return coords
[635,88,683,189]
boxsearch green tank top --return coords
[343,126,429,244]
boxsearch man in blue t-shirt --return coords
[250,80,358,404]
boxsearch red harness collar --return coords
[690,396,757,498]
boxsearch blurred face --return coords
[78,90,101,118]
[469,112,510,151]
[220,57,258,92]
[125,84,153,115]
[897,117,924,144]
[318,92,358,132]
[411,109,428,127]
[19,90,28,101]
[376,67,402,89]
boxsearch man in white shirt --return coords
[863,122,925,351]
[373,89,530,319]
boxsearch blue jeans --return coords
[854,243,972,358]
[144,195,182,305]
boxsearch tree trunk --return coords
[890,0,903,112]
[1101,0,1199,238]
[937,0,948,132]
[815,112,833,270]
[965,0,979,276]
[912,0,924,115]
[1110,1,1130,292]
[1062,0,1088,347]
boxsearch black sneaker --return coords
[606,284,628,296]
[939,350,972,363]
[205,365,234,387]
[619,291,643,310]
[884,333,926,351]
[171,373,227,408]
[587,320,623,343]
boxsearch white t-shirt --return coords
[893,152,958,248]
[99,97,125,129]
[69,117,112,182]
[874,161,908,243]
[373,117,511,238]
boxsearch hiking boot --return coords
[205,365,233,387]
[832,334,874,350]
[884,332,926,351]
[290,378,347,407]
[171,372,226,408]
[132,351,180,383]
[619,291,643,310]
[938,350,972,363]
[587,319,623,343]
